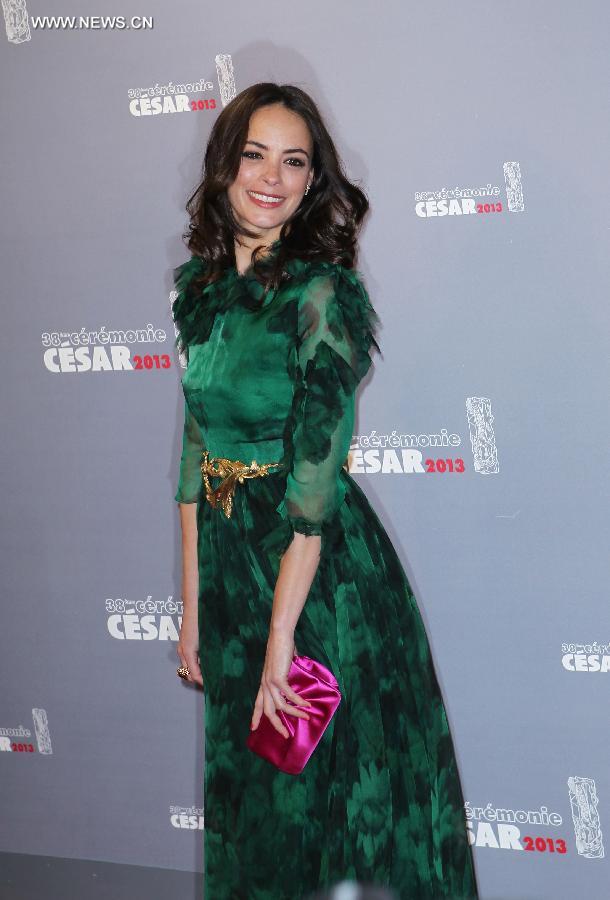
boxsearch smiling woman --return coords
[227,104,314,268]
[176,82,369,299]
[172,82,479,900]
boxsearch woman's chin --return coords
[238,215,291,240]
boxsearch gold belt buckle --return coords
[200,450,282,519]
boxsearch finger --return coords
[271,686,310,721]
[277,682,313,710]
[263,689,289,739]
[277,700,310,721]
[177,650,191,683]
[184,650,203,686]
[182,649,204,687]
[250,687,263,731]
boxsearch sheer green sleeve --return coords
[173,333,205,506]
[175,395,205,504]
[275,265,380,538]
[172,257,209,504]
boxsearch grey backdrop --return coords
[1,2,609,898]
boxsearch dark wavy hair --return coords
[179,82,369,294]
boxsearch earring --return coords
[305,183,311,196]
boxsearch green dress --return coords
[172,246,479,900]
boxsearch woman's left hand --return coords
[250,628,312,737]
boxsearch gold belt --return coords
[200,449,283,519]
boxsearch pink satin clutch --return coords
[246,654,341,775]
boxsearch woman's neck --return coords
[234,234,280,276]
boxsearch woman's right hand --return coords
[177,601,204,686]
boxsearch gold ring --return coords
[177,665,191,680]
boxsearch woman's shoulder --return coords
[285,256,381,369]
[171,254,207,317]
[171,255,215,351]
[284,255,359,284]
[286,255,376,310]
[173,253,207,291]
[283,257,375,317]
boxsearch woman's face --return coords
[227,103,314,245]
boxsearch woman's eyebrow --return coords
[245,139,310,160]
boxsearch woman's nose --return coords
[262,158,281,184]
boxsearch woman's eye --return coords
[240,151,305,167]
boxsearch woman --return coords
[172,82,479,900]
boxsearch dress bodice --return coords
[172,247,381,538]
[180,286,297,463]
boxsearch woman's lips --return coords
[246,190,286,209]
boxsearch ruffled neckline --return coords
[172,242,336,351]
[224,241,335,310]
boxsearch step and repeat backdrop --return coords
[1,2,608,898]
